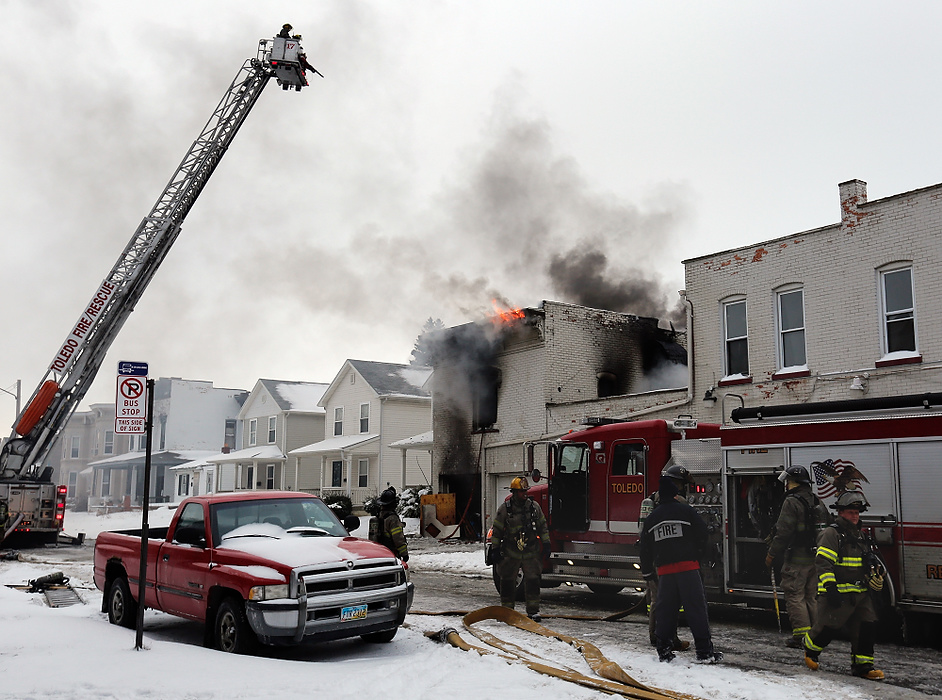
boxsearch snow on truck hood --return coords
[217,522,395,569]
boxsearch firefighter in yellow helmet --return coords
[490,476,550,620]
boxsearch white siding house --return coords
[208,379,328,494]
[290,360,432,504]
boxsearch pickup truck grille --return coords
[293,558,403,598]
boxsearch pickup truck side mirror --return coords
[343,515,361,533]
[174,526,207,547]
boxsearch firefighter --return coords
[640,471,722,664]
[804,490,884,681]
[765,465,829,648]
[638,465,692,652]
[278,23,293,38]
[490,476,550,621]
[375,487,409,562]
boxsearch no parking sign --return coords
[115,361,148,434]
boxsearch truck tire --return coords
[361,627,397,643]
[588,584,624,596]
[107,577,138,629]
[214,598,257,654]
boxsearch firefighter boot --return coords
[786,635,803,649]
[852,665,885,681]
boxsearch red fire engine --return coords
[518,397,942,638]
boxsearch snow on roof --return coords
[389,430,433,449]
[289,434,379,456]
[258,379,329,413]
[205,445,285,463]
[348,360,431,398]
[88,450,217,467]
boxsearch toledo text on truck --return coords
[510,402,942,641]
[0,31,314,548]
[94,491,413,653]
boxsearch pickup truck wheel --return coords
[215,598,257,654]
[107,577,138,629]
[361,627,397,643]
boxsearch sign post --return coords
[116,362,151,650]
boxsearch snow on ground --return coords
[0,510,887,700]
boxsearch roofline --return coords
[683,179,942,265]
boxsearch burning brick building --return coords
[430,300,691,534]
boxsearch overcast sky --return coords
[4,1,942,432]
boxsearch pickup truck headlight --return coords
[248,584,290,601]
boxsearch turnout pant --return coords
[780,560,817,641]
[498,554,542,616]
[805,591,878,672]
[654,569,713,658]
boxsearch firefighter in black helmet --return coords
[804,490,884,681]
[640,466,722,664]
[490,476,550,621]
[278,23,293,38]
[638,465,694,652]
[374,487,409,562]
[766,465,830,648]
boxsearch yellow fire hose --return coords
[422,606,702,700]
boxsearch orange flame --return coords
[489,299,525,326]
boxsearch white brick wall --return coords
[685,179,942,422]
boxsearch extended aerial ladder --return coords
[1,33,316,544]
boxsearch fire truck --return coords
[0,32,314,548]
[520,396,942,636]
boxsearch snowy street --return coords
[0,509,940,699]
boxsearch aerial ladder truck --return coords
[0,32,316,547]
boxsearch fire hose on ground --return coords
[417,605,703,700]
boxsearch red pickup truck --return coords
[94,491,413,653]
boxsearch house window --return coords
[70,436,80,459]
[359,403,370,433]
[331,460,343,487]
[104,430,115,455]
[777,289,806,368]
[67,472,77,498]
[101,469,111,497]
[245,465,255,490]
[334,407,343,437]
[249,418,257,446]
[358,459,368,488]
[159,415,167,451]
[268,416,277,444]
[177,474,190,497]
[723,300,749,377]
[266,464,275,490]
[881,266,916,354]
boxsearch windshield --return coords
[210,498,348,545]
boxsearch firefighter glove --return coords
[825,583,842,608]
[868,572,884,592]
[491,549,503,564]
[764,553,774,569]
[400,554,409,563]
[542,541,552,559]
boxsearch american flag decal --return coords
[810,459,866,499]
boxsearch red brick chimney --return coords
[839,179,868,234]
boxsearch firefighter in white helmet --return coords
[490,476,550,621]
[803,490,884,681]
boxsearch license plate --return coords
[341,604,368,622]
